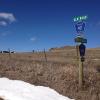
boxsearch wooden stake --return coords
[77,45,83,89]
[79,57,83,89]
[8,48,11,59]
[44,49,47,62]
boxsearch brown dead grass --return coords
[0,48,100,100]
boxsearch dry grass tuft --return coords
[0,97,4,100]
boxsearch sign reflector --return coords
[79,44,86,57]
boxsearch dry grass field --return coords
[0,46,100,100]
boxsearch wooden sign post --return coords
[75,38,86,89]
[79,53,83,88]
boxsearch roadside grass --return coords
[0,48,99,100]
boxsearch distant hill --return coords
[49,46,75,52]
[49,45,100,53]
[87,47,100,50]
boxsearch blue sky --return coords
[0,0,100,52]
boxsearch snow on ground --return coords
[0,78,74,100]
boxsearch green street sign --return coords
[74,15,88,22]
[75,37,87,43]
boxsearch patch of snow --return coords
[0,78,74,100]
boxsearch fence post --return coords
[8,48,11,59]
[44,49,47,62]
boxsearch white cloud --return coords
[0,31,11,37]
[0,21,7,26]
[30,37,37,42]
[1,32,9,36]
[97,21,100,26]
[0,13,16,26]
